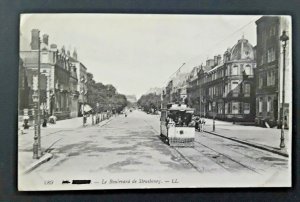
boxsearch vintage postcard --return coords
[18,14,292,190]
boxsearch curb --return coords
[204,130,289,158]
[23,152,53,174]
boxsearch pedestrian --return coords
[177,116,183,126]
[42,109,48,127]
[200,117,206,132]
[23,115,30,129]
[83,112,87,126]
[195,117,199,131]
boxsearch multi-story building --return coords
[18,58,30,111]
[52,47,73,120]
[187,56,221,116]
[69,51,88,116]
[199,37,256,122]
[20,30,53,117]
[186,66,200,114]
[68,51,79,118]
[20,29,78,120]
[255,16,291,127]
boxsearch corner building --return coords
[201,37,256,122]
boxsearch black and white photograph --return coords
[18,14,292,190]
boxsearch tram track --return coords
[193,140,260,174]
[145,118,264,174]
[197,131,288,171]
[144,119,238,174]
[143,117,273,174]
[143,119,208,174]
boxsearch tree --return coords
[86,72,128,113]
[137,93,161,113]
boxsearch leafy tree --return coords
[86,72,128,113]
[137,93,161,113]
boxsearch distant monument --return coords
[126,95,137,103]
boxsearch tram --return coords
[160,103,195,147]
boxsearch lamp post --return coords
[212,101,216,132]
[279,30,289,149]
[33,30,42,159]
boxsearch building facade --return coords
[186,66,200,114]
[19,29,81,120]
[18,58,30,111]
[185,38,256,122]
[69,52,87,117]
[255,16,291,128]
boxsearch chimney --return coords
[214,55,218,65]
[217,55,222,65]
[206,59,214,68]
[42,34,49,45]
[30,29,40,50]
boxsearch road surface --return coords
[20,110,290,189]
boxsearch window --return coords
[209,102,212,111]
[232,81,239,97]
[260,54,266,66]
[232,81,239,90]
[232,102,240,114]
[267,47,276,63]
[259,97,263,113]
[232,65,238,75]
[244,83,251,97]
[224,84,228,97]
[41,52,48,63]
[244,65,251,75]
[244,103,250,114]
[267,71,276,86]
[218,103,223,114]
[259,75,264,88]
[225,103,228,114]
[267,97,272,112]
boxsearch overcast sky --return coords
[20,14,260,98]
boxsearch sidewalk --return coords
[18,115,114,174]
[202,118,290,156]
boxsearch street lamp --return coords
[279,30,289,149]
[33,30,42,159]
[212,101,216,132]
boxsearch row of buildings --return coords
[19,29,89,120]
[162,16,291,128]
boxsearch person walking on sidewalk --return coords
[195,117,200,131]
[199,117,206,132]
[83,113,87,126]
